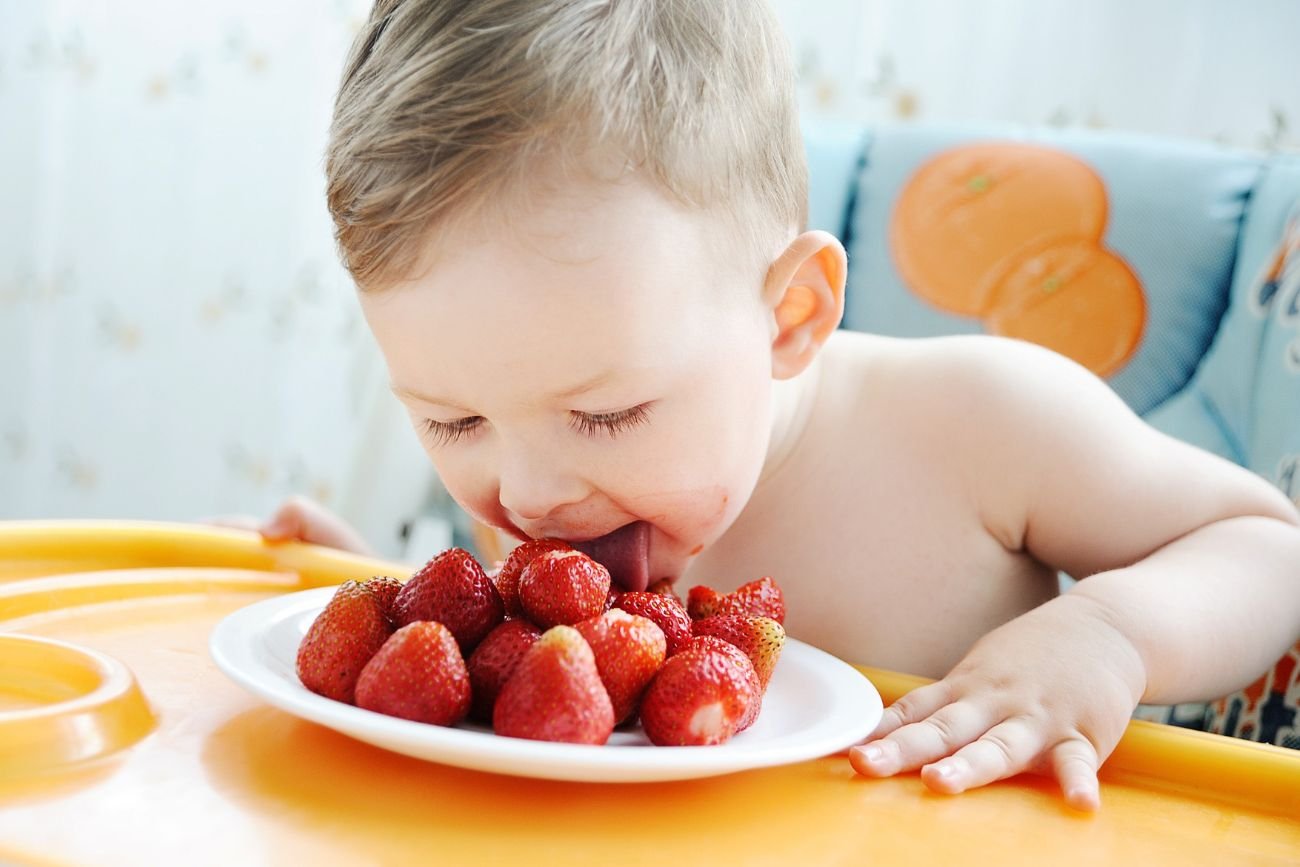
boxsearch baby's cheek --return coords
[625,485,733,540]
[428,465,499,528]
[617,425,761,541]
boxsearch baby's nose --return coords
[496,458,591,523]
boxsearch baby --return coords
[248,0,1300,808]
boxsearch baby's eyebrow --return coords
[552,370,617,399]
[390,384,471,412]
[389,370,619,411]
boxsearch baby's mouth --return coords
[570,521,651,592]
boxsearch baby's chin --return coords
[642,526,721,587]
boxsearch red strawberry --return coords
[691,614,785,691]
[640,635,761,745]
[647,578,681,602]
[355,621,471,725]
[614,591,693,657]
[493,625,614,745]
[686,576,785,624]
[518,550,611,629]
[575,609,667,724]
[603,587,620,612]
[364,575,403,619]
[686,585,722,620]
[296,580,393,704]
[711,638,764,733]
[466,619,543,723]
[494,538,572,618]
[392,548,504,652]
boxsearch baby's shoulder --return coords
[822,331,1080,425]
[809,332,1115,552]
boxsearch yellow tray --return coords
[1,521,1297,866]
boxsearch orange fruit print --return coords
[891,143,1146,377]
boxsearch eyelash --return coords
[571,403,653,438]
[420,416,483,447]
[420,403,653,446]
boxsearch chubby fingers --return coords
[851,699,992,777]
[1050,738,1102,811]
[921,732,1103,811]
[917,716,1046,794]
[261,497,318,541]
[864,680,952,741]
[857,707,1103,811]
[261,496,373,554]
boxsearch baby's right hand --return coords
[205,495,374,556]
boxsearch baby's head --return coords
[327,0,845,587]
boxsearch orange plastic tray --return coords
[1,521,1297,865]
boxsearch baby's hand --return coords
[849,594,1147,810]
[204,495,374,556]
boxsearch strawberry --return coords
[296,580,393,704]
[466,619,543,723]
[518,550,611,629]
[639,635,761,745]
[691,614,785,691]
[392,547,504,653]
[685,585,722,620]
[646,578,681,602]
[364,575,403,619]
[494,538,572,618]
[686,576,785,624]
[614,591,693,657]
[603,587,620,612]
[493,625,614,745]
[575,609,667,724]
[712,637,764,732]
[355,621,471,725]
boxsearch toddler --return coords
[246,0,1300,809]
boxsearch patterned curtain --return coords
[0,0,436,557]
[775,0,1298,151]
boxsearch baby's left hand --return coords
[849,594,1147,810]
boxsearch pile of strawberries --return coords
[295,539,786,746]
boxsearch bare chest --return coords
[685,419,1056,677]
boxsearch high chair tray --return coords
[1,521,1297,866]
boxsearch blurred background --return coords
[2,0,1298,560]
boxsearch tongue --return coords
[571,521,651,592]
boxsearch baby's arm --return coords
[851,337,1300,809]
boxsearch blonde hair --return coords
[326,0,808,290]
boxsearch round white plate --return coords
[209,586,882,783]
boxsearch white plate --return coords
[209,586,882,783]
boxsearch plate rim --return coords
[209,586,882,782]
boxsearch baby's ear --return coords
[763,231,847,379]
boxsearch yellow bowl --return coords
[0,633,156,777]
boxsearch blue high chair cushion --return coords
[833,124,1260,416]
[1148,156,1300,478]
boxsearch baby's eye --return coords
[420,416,483,446]
[570,403,654,438]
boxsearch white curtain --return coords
[774,0,1299,151]
[0,0,437,557]
[2,0,1295,559]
